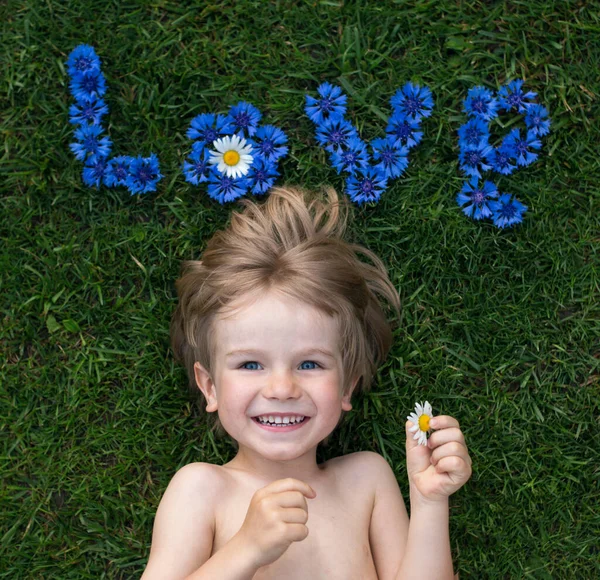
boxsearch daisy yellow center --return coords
[223,150,240,166]
[419,414,430,432]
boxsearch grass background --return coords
[2,0,599,578]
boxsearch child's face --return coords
[194,290,356,462]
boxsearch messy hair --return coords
[170,185,401,441]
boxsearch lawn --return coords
[1,0,599,578]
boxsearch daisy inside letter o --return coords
[209,134,253,178]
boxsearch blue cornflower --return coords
[502,128,542,166]
[247,158,279,195]
[329,137,369,175]
[498,80,537,113]
[253,125,289,162]
[390,83,434,122]
[463,86,498,121]
[69,97,109,126]
[228,102,262,137]
[371,136,409,179]
[489,193,527,228]
[305,82,347,125]
[346,167,388,205]
[315,117,357,152]
[458,143,493,178]
[456,177,499,220]
[66,45,101,77]
[126,154,163,194]
[488,147,517,175]
[525,104,551,137]
[183,148,211,185]
[69,70,107,102]
[457,117,490,149]
[69,124,112,161]
[187,114,233,150]
[386,112,423,149]
[105,156,133,188]
[207,168,249,203]
[82,156,108,188]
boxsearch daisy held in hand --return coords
[406,404,472,503]
[407,401,433,446]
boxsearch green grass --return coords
[2,0,599,577]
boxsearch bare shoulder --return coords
[141,462,225,580]
[326,450,394,493]
[328,450,392,478]
[174,460,227,490]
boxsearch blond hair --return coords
[170,185,401,440]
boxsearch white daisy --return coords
[208,135,253,178]
[407,401,433,446]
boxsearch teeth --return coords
[256,415,305,425]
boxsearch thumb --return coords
[405,421,432,477]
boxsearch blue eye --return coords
[241,361,261,370]
[299,361,320,370]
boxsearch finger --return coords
[260,478,317,499]
[405,421,432,475]
[406,420,430,450]
[430,441,472,467]
[428,427,465,450]
[280,507,309,525]
[434,455,471,478]
[429,415,460,431]
[272,491,309,511]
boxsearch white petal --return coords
[416,403,423,414]
[424,401,433,415]
[419,433,427,446]
[409,425,419,433]
[413,431,420,441]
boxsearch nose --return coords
[263,368,302,399]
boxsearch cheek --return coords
[317,382,346,412]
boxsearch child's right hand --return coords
[234,478,317,569]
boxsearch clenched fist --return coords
[234,478,317,569]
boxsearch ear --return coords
[341,375,361,412]
[194,362,218,413]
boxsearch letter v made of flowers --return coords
[304,82,434,205]
[66,45,162,194]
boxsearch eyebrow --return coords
[225,348,337,359]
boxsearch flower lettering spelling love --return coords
[456,80,551,228]
[182,103,289,204]
[305,82,433,205]
[66,44,162,194]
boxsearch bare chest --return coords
[211,460,379,580]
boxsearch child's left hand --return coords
[405,415,472,504]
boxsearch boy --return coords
[142,186,472,579]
